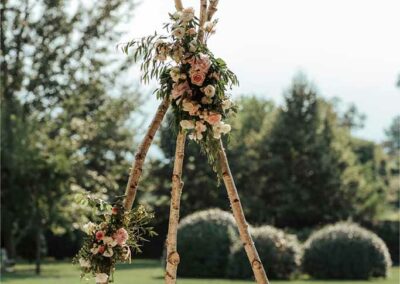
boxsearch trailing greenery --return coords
[302,222,392,279]
[175,209,238,278]
[227,225,302,280]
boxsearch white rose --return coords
[212,122,231,139]
[103,236,117,247]
[82,222,96,235]
[180,7,195,22]
[102,247,114,258]
[222,99,232,111]
[201,97,212,104]
[79,258,91,268]
[95,273,109,283]
[203,85,215,98]
[180,120,195,129]
[172,27,185,39]
[90,245,99,255]
[204,21,216,33]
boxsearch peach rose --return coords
[189,53,211,73]
[205,112,221,125]
[97,245,105,254]
[172,81,191,99]
[190,71,206,86]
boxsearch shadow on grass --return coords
[115,259,162,270]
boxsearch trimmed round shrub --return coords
[177,208,239,278]
[302,222,392,279]
[226,225,302,279]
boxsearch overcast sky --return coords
[124,0,400,142]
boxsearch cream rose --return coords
[82,222,96,235]
[180,7,195,22]
[180,120,195,129]
[95,273,109,283]
[203,85,215,98]
[169,67,181,82]
[212,122,231,139]
[222,99,232,111]
[172,27,185,39]
[182,99,200,115]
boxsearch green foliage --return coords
[366,220,400,265]
[176,209,238,278]
[257,75,372,228]
[227,226,301,280]
[302,222,392,279]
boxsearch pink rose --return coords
[98,245,105,254]
[95,231,105,241]
[111,207,118,215]
[189,53,211,73]
[172,81,191,99]
[190,71,206,86]
[205,112,222,125]
[113,228,129,246]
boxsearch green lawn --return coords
[1,260,399,284]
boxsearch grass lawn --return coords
[1,259,399,284]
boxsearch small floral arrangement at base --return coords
[120,6,239,173]
[73,196,156,283]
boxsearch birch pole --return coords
[165,131,186,283]
[217,139,270,284]
[123,96,170,210]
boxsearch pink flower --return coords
[189,53,211,73]
[172,81,191,99]
[111,207,118,215]
[190,71,206,86]
[113,228,129,246]
[205,112,222,125]
[95,231,105,241]
[98,245,105,254]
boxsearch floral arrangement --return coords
[73,196,155,283]
[121,7,239,171]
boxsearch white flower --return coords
[189,40,197,52]
[172,27,185,39]
[82,222,96,235]
[180,7,195,22]
[203,85,215,98]
[180,120,195,130]
[103,236,117,247]
[188,121,207,141]
[222,99,232,111]
[79,258,91,268]
[95,273,109,283]
[169,67,181,82]
[103,246,114,258]
[90,245,99,255]
[212,122,231,139]
[182,99,200,116]
[204,21,216,33]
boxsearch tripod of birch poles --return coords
[121,1,270,283]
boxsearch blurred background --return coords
[1,0,399,283]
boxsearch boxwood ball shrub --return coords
[226,225,302,279]
[176,208,238,278]
[302,222,392,279]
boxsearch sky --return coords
[123,0,400,142]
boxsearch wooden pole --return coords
[217,139,270,284]
[123,96,170,210]
[165,131,186,284]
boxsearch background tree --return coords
[257,75,379,228]
[1,0,140,272]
